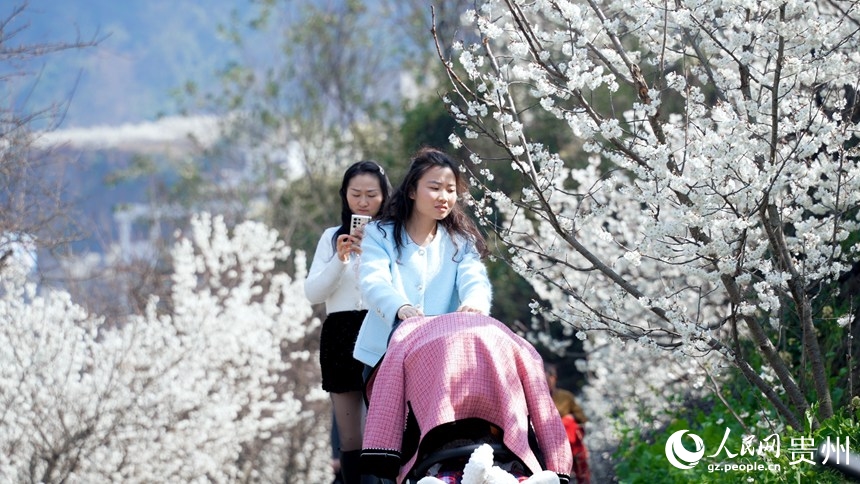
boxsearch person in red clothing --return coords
[545,363,591,484]
[360,313,573,484]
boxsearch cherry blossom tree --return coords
[434,0,860,443]
[1,2,102,269]
[0,213,328,483]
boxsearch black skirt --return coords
[319,310,367,393]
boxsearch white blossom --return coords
[0,214,327,482]
[443,0,860,476]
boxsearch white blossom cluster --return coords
[0,213,328,483]
[443,0,860,471]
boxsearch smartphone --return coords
[350,214,372,235]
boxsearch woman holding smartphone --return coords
[353,147,493,369]
[304,160,391,484]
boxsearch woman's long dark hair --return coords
[377,147,488,259]
[330,160,391,250]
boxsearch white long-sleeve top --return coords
[304,226,365,314]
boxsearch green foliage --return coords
[761,405,860,484]
[613,275,859,482]
[272,175,342,256]
[614,370,860,483]
[400,97,458,155]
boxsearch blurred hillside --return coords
[9,0,268,272]
[10,0,246,127]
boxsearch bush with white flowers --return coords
[0,213,328,483]
[437,0,860,476]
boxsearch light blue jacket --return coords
[353,221,492,366]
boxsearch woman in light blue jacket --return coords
[353,147,492,368]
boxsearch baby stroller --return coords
[360,313,573,484]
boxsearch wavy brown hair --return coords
[377,147,488,260]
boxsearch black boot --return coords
[339,450,362,484]
[341,450,381,484]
